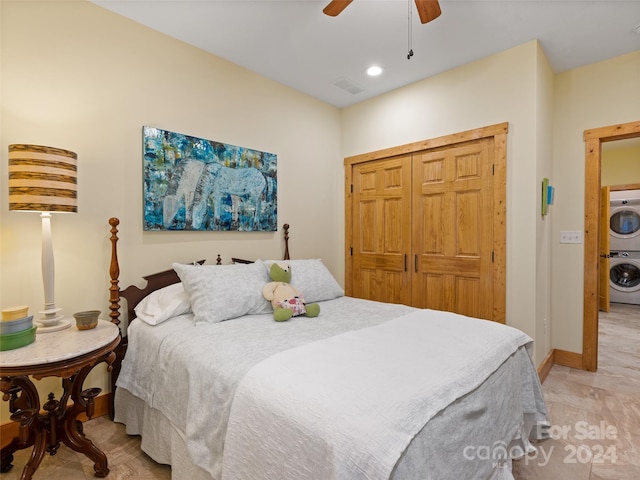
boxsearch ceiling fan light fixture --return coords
[366,65,383,76]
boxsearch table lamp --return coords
[8,144,77,331]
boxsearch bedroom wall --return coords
[551,50,640,354]
[534,43,555,366]
[340,40,552,362]
[0,1,342,423]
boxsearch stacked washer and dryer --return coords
[609,189,640,305]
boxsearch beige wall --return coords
[551,51,640,353]
[534,42,555,365]
[1,1,341,422]
[341,41,551,361]
[602,145,640,186]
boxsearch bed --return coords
[106,218,548,480]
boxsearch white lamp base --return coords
[36,318,72,333]
[38,306,64,326]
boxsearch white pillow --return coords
[262,259,344,303]
[134,282,191,325]
[173,261,271,324]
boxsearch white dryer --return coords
[609,251,640,305]
[609,189,640,251]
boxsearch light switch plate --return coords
[560,230,582,244]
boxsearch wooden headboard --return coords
[108,217,291,328]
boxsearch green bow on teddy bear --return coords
[262,262,320,322]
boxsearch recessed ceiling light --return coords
[366,65,383,77]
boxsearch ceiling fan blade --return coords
[414,0,441,24]
[323,0,353,17]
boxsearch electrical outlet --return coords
[560,231,582,244]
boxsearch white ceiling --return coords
[92,0,640,108]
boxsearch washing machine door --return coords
[609,258,640,293]
[609,201,640,251]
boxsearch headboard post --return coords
[283,223,290,260]
[109,217,121,327]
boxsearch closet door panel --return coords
[422,193,445,254]
[416,273,446,311]
[455,277,481,318]
[412,139,494,319]
[352,156,412,305]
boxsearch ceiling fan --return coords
[323,0,442,24]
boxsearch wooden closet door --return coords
[411,139,495,319]
[352,155,412,305]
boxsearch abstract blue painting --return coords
[143,126,277,231]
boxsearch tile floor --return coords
[2,303,638,479]
[513,302,640,479]
[1,414,170,479]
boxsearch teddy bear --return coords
[262,262,320,322]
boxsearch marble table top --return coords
[0,320,120,368]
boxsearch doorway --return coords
[582,120,640,371]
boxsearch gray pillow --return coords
[173,261,271,324]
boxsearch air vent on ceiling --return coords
[332,77,364,95]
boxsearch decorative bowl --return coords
[0,315,33,335]
[73,310,100,330]
[0,326,36,351]
[2,305,29,321]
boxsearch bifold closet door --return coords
[351,155,412,305]
[411,139,495,320]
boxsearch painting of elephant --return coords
[143,126,277,231]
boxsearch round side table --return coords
[0,320,120,479]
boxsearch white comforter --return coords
[222,309,532,480]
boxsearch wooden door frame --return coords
[598,186,611,313]
[344,122,508,321]
[582,120,640,371]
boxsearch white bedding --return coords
[222,310,533,480]
[115,296,548,480]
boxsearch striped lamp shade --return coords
[8,144,78,213]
